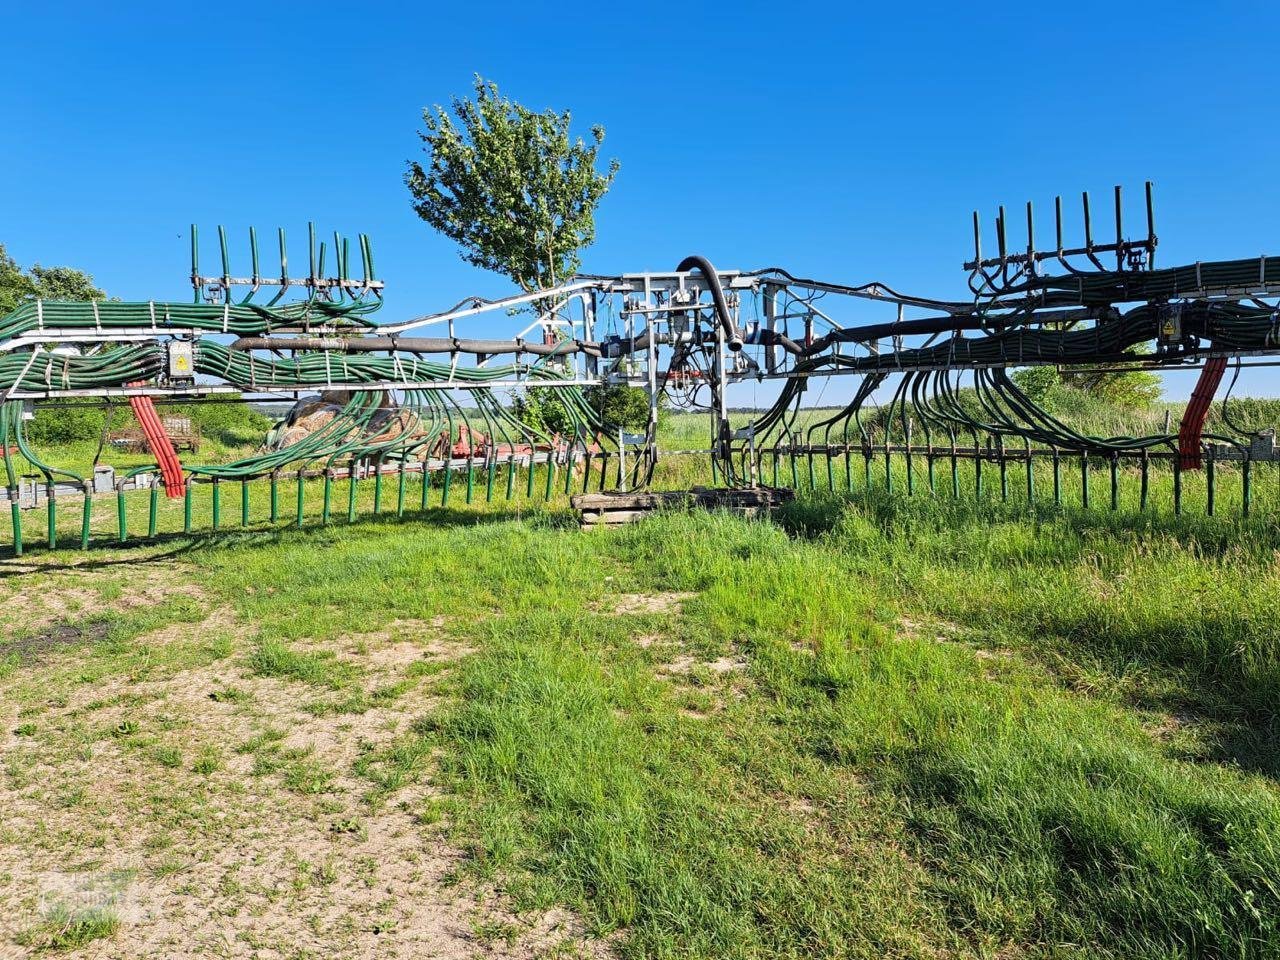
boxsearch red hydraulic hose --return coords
[1176,355,1227,470]
[126,384,185,497]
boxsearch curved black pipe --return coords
[677,255,743,351]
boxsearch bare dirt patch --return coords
[602,592,694,616]
[0,579,607,958]
[0,618,112,664]
[659,654,745,677]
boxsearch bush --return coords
[1011,366,1061,407]
[24,398,270,448]
[513,385,654,437]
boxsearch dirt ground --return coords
[0,559,606,960]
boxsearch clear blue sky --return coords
[5,1,1279,399]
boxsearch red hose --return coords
[126,385,185,498]
[1176,356,1227,470]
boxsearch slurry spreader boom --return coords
[2,183,1279,552]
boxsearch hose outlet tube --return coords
[677,255,743,352]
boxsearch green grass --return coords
[19,904,120,950]
[170,495,1280,959]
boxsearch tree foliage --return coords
[513,384,654,438]
[0,243,104,314]
[1012,352,1161,413]
[405,76,619,291]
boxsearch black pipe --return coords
[677,255,743,351]
[806,313,990,353]
[230,336,602,358]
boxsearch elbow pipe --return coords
[677,255,743,352]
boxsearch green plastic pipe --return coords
[80,491,91,550]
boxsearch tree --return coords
[407,76,642,434]
[1063,359,1162,409]
[0,243,105,314]
[1010,365,1061,406]
[0,244,34,315]
[405,75,618,291]
[1012,348,1161,413]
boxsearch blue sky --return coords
[4,1,1279,399]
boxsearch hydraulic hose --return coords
[677,256,743,352]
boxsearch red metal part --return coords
[1176,355,1227,470]
[126,386,186,497]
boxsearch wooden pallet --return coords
[572,486,795,530]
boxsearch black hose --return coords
[677,255,743,352]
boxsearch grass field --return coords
[2,402,1280,957]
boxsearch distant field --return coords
[2,467,1279,956]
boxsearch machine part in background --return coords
[0,186,1278,554]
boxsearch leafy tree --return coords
[1012,348,1161,413]
[27,264,105,302]
[0,245,32,315]
[1063,362,1162,409]
[407,76,645,434]
[583,383,652,433]
[405,75,618,291]
[513,384,656,438]
[0,244,104,314]
[1010,365,1061,406]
